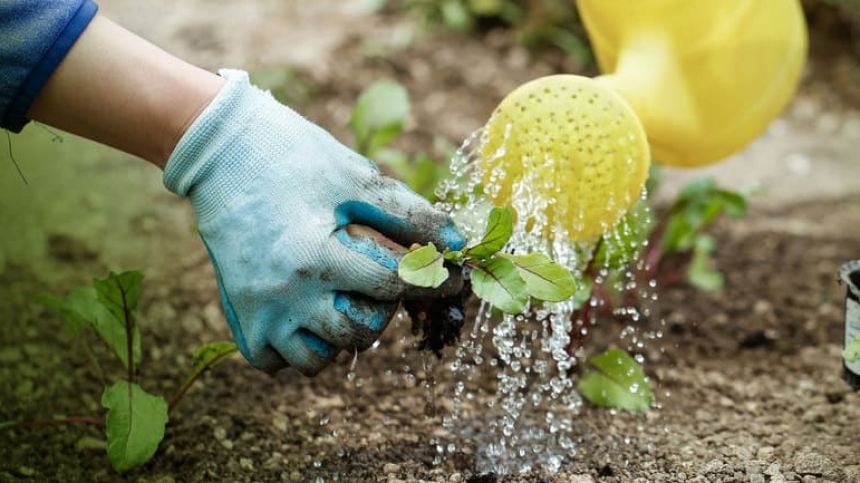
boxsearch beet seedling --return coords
[15,271,238,473]
[573,174,756,342]
[349,79,450,202]
[399,206,576,312]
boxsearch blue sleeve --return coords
[0,0,98,132]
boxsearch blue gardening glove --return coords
[164,70,465,375]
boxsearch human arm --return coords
[27,14,224,167]
[2,2,466,374]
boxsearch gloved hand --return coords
[164,70,465,375]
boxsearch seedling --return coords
[577,174,756,323]
[399,206,577,355]
[400,206,576,311]
[349,79,452,202]
[8,271,238,473]
[578,347,652,412]
[401,0,593,65]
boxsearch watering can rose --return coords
[480,75,650,242]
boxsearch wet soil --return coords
[2,197,859,482]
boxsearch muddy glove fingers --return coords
[336,175,467,252]
[328,225,464,301]
[268,323,340,376]
[331,177,467,299]
[164,70,465,374]
[309,293,398,351]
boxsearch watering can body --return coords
[578,0,808,167]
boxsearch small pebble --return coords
[16,466,35,477]
[75,436,106,451]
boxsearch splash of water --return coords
[433,126,661,474]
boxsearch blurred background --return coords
[2,1,860,481]
[2,0,859,277]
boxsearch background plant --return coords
[394,0,593,66]
[5,271,239,473]
[349,79,453,202]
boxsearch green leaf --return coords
[398,243,449,288]
[501,253,575,302]
[409,153,446,202]
[39,286,141,368]
[687,234,724,291]
[101,381,168,473]
[662,178,751,254]
[93,271,144,327]
[594,199,652,269]
[36,291,90,335]
[845,337,860,363]
[578,347,652,412]
[0,420,17,432]
[374,147,411,180]
[466,206,514,259]
[349,80,410,157]
[571,277,593,310]
[181,341,238,388]
[443,250,465,264]
[677,177,717,200]
[441,0,474,32]
[251,67,313,105]
[373,149,445,203]
[471,257,528,313]
[715,190,748,218]
[467,0,505,15]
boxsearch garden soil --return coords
[2,1,860,482]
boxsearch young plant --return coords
[349,79,450,202]
[399,206,576,313]
[573,175,755,330]
[15,271,238,473]
[578,347,652,412]
[565,175,754,411]
[649,176,753,291]
[400,0,593,66]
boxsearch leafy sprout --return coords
[398,206,576,313]
[36,271,238,473]
[578,348,652,413]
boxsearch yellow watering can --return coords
[578,0,808,167]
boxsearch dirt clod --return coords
[405,282,470,357]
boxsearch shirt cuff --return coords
[1,0,98,133]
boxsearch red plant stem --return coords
[118,283,134,385]
[592,282,614,316]
[168,351,237,413]
[168,379,194,413]
[655,266,689,289]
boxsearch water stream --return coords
[430,126,662,474]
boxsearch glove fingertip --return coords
[438,221,466,251]
[298,329,339,359]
